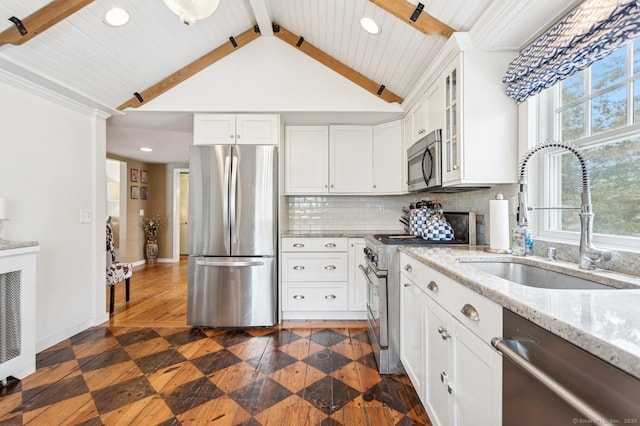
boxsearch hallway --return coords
[0,259,430,425]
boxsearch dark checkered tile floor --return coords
[0,326,430,425]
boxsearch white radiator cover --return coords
[0,245,38,383]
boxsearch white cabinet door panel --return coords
[329,125,373,193]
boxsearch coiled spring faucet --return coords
[517,141,611,270]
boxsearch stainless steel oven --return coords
[407,129,441,192]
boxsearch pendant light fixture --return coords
[162,0,220,26]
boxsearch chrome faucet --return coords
[516,141,611,270]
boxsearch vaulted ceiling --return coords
[0,0,578,163]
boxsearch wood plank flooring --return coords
[0,257,431,425]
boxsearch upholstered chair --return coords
[106,220,133,314]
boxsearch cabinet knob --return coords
[403,283,410,287]
[447,385,453,395]
[324,294,337,300]
[453,165,458,170]
[325,184,328,188]
[373,185,377,188]
[237,134,240,139]
[325,243,336,248]
[427,280,439,293]
[438,326,451,340]
[461,303,480,321]
[325,265,336,270]
[230,134,234,138]
[404,264,412,273]
[331,184,334,188]
[440,371,448,384]
[293,243,304,248]
[293,265,305,270]
[293,294,305,300]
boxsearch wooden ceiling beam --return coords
[0,0,94,47]
[118,27,261,111]
[273,25,403,104]
[368,0,455,37]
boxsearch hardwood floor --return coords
[0,257,431,425]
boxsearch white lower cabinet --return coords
[399,252,502,426]
[281,237,367,319]
[400,272,427,402]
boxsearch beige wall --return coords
[108,156,172,263]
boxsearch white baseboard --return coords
[281,311,368,320]
[36,318,96,353]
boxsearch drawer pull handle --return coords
[325,265,336,270]
[427,280,439,293]
[437,326,451,340]
[404,264,412,273]
[293,265,305,270]
[325,294,337,300]
[293,243,304,248]
[461,303,480,321]
[325,243,336,248]
[403,283,410,287]
[293,294,305,300]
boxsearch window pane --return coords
[635,38,640,75]
[561,71,584,103]
[635,79,640,123]
[592,85,627,134]
[557,137,640,237]
[561,103,585,141]
[591,46,626,92]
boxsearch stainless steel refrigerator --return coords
[187,144,277,327]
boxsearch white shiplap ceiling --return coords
[0,0,577,163]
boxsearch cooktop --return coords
[373,234,468,245]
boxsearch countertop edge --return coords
[398,245,640,380]
[0,241,40,256]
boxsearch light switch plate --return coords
[80,209,92,224]
[139,209,145,216]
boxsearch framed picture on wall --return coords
[131,186,139,199]
[141,170,148,184]
[140,187,148,200]
[130,168,139,182]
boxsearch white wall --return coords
[0,75,108,351]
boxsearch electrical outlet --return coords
[378,204,385,214]
[139,209,145,216]
[80,209,92,224]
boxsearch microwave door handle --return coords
[422,149,434,184]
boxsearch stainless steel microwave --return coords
[407,129,442,192]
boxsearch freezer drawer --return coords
[187,256,277,327]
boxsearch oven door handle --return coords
[491,338,608,424]
[359,264,376,287]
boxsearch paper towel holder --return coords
[485,193,512,254]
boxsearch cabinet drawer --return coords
[400,253,502,343]
[282,253,348,281]
[283,285,348,311]
[282,237,347,252]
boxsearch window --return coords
[541,38,640,245]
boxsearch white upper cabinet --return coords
[440,50,517,186]
[410,94,428,144]
[193,113,279,145]
[330,125,373,193]
[425,79,445,135]
[284,122,405,195]
[285,126,329,194]
[373,120,405,194]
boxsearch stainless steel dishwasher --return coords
[493,309,640,425]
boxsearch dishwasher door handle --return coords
[491,338,609,424]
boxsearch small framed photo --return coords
[140,170,148,184]
[140,187,148,200]
[130,168,139,182]
[131,186,139,199]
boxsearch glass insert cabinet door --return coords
[444,62,460,184]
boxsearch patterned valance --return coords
[503,0,640,103]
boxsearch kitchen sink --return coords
[462,260,618,290]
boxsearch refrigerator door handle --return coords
[230,154,239,247]
[195,259,265,267]
[223,154,231,244]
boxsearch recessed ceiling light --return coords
[105,7,130,27]
[360,17,381,35]
[140,147,153,152]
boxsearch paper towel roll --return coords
[489,198,510,251]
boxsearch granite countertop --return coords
[0,240,39,252]
[281,230,401,238]
[399,245,640,380]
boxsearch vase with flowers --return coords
[140,214,162,263]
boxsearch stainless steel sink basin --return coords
[462,261,616,290]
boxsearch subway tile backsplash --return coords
[286,184,518,235]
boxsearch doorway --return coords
[106,159,127,260]
[172,168,189,261]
